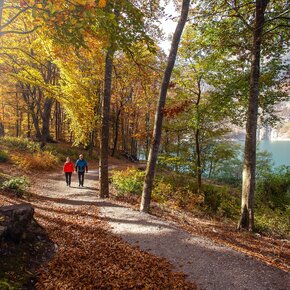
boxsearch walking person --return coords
[63,157,74,187]
[75,154,88,187]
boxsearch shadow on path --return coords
[30,167,290,290]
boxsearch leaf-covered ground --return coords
[114,193,290,273]
[0,192,195,289]
[1,159,289,289]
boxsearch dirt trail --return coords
[31,164,290,290]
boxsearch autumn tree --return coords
[140,0,191,213]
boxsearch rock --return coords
[0,203,34,242]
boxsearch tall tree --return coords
[238,0,269,230]
[140,0,191,213]
[193,0,289,230]
[99,47,115,198]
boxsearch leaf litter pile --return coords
[1,192,196,289]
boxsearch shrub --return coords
[255,207,290,237]
[256,166,290,210]
[202,184,240,218]
[152,180,173,204]
[0,150,9,162]
[1,176,30,195]
[202,185,222,212]
[0,136,40,152]
[12,151,59,171]
[111,169,145,196]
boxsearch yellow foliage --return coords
[98,0,107,8]
[74,0,87,5]
[12,152,59,171]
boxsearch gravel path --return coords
[31,167,290,290]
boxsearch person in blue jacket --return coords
[75,154,88,187]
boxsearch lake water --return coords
[258,140,290,167]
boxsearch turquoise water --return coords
[258,140,290,167]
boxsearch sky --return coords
[158,1,178,53]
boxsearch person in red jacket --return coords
[63,157,74,186]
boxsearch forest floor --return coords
[1,158,290,289]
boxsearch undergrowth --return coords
[11,152,59,171]
[111,168,289,237]
[1,176,30,196]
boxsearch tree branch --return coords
[225,0,254,31]
[0,6,30,31]
[0,25,41,37]
[265,9,290,23]
[263,24,290,35]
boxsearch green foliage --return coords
[158,154,192,173]
[0,278,22,290]
[202,184,240,218]
[111,169,145,196]
[256,166,290,210]
[0,150,9,162]
[152,178,173,204]
[255,207,290,237]
[206,141,243,186]
[0,137,40,153]
[254,166,290,236]
[1,176,30,196]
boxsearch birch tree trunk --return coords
[238,0,269,231]
[140,0,191,213]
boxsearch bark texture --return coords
[238,0,269,231]
[99,48,115,198]
[140,0,191,213]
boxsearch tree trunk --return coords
[31,110,41,139]
[195,78,202,194]
[0,0,4,28]
[238,0,269,231]
[195,129,202,194]
[55,101,59,140]
[16,93,20,137]
[0,122,4,137]
[111,107,121,157]
[145,109,150,160]
[41,97,54,142]
[99,48,115,198]
[27,111,31,138]
[140,0,190,213]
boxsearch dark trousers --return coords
[78,171,85,186]
[65,172,72,186]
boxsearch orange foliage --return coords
[163,100,191,118]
